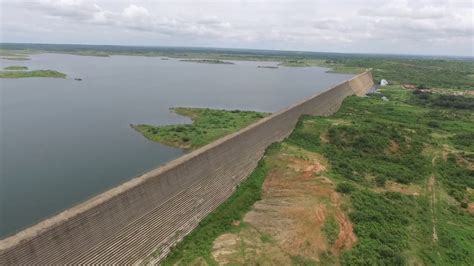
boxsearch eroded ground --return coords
[212,144,356,265]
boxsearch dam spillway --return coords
[0,70,374,264]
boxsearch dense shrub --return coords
[375,176,387,187]
[433,95,474,110]
[437,154,474,202]
[336,182,356,194]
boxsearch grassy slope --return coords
[158,87,473,265]
[287,87,474,265]
[0,69,66,78]
[132,108,268,149]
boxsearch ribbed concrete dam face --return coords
[0,71,374,265]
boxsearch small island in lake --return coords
[4,66,29,70]
[131,107,268,149]
[0,67,67,79]
[278,60,312,67]
[180,59,234,65]
[257,65,279,69]
[2,56,30,61]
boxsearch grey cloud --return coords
[34,0,102,20]
[1,0,472,56]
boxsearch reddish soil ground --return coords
[212,144,356,264]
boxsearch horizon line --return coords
[1,41,473,59]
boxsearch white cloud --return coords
[1,0,472,56]
[122,5,149,20]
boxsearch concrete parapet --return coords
[0,70,374,265]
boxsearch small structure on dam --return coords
[0,71,374,265]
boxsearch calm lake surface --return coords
[0,53,353,238]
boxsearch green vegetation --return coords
[132,108,268,149]
[2,57,30,61]
[342,190,425,265]
[280,58,474,89]
[157,86,473,265]
[0,69,66,78]
[0,49,32,60]
[158,148,272,265]
[3,45,472,90]
[323,215,340,246]
[437,154,474,203]
[257,65,279,69]
[412,89,474,109]
[336,182,357,194]
[279,59,315,67]
[4,66,28,70]
[287,86,474,265]
[329,58,474,90]
[180,59,234,64]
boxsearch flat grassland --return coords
[156,86,473,265]
[132,108,268,149]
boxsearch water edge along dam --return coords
[0,70,374,265]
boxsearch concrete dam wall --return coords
[0,71,374,265]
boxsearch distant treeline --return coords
[2,42,472,61]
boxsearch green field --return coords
[0,69,66,78]
[132,107,268,149]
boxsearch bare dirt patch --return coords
[467,203,474,215]
[333,211,357,254]
[376,180,422,196]
[386,140,400,154]
[320,130,329,143]
[403,84,417,90]
[211,144,356,264]
[427,175,438,242]
[212,228,292,265]
[329,119,351,126]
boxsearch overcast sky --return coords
[0,0,473,56]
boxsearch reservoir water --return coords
[0,53,353,238]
